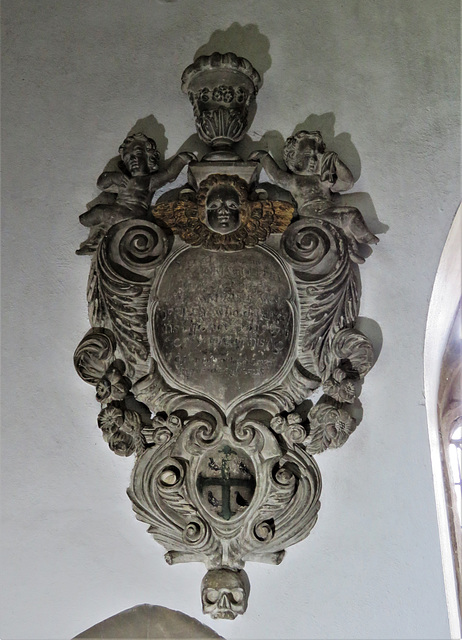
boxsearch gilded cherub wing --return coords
[152,200,204,245]
[153,198,294,251]
[244,199,294,244]
[253,199,294,234]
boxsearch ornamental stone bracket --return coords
[74,52,379,621]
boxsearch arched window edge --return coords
[424,204,462,639]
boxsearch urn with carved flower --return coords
[181,52,262,156]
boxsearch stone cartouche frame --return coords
[74,52,378,621]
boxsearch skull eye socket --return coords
[231,589,244,603]
[205,588,219,604]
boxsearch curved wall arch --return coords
[425,205,462,639]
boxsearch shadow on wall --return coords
[194,22,272,80]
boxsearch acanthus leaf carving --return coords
[74,328,116,386]
[129,413,321,578]
[87,218,169,380]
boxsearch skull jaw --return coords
[210,608,238,620]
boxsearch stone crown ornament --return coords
[75,51,379,620]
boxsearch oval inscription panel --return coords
[150,246,296,410]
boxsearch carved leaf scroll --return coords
[284,220,359,369]
[87,219,169,379]
[74,328,116,385]
[130,415,321,571]
[128,435,222,567]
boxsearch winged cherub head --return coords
[152,172,294,251]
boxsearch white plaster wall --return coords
[1,1,460,638]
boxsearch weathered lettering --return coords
[150,246,296,409]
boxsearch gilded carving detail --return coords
[153,174,293,251]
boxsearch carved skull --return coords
[201,568,250,619]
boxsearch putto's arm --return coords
[249,151,294,191]
[96,171,129,193]
[151,152,196,189]
[324,154,354,193]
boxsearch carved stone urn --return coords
[181,52,262,157]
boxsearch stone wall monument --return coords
[74,51,379,620]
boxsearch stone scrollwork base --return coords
[129,414,321,571]
[74,51,379,619]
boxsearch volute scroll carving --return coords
[75,50,379,619]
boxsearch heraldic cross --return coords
[197,445,256,520]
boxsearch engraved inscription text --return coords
[151,246,295,409]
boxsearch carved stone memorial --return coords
[75,52,378,620]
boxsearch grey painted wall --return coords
[2,1,460,638]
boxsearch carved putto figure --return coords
[74,51,380,620]
[250,130,379,262]
[77,133,194,255]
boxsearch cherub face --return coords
[285,136,322,175]
[201,569,249,620]
[205,185,241,235]
[122,142,152,176]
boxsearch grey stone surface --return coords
[3,3,459,637]
[73,604,224,639]
[151,246,294,409]
[188,161,258,190]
